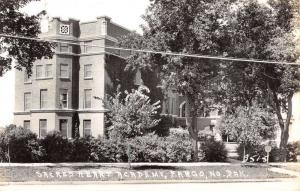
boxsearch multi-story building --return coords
[13,3,300,143]
[14,16,136,138]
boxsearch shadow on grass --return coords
[131,165,180,170]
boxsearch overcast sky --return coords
[0,0,149,127]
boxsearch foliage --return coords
[118,0,300,158]
[151,114,173,136]
[0,124,42,162]
[217,0,300,152]
[40,131,72,162]
[70,137,91,162]
[165,128,194,162]
[89,138,128,162]
[0,0,54,76]
[103,85,161,140]
[237,142,298,162]
[128,133,168,162]
[201,138,228,162]
[72,111,80,138]
[219,104,277,146]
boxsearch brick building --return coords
[13,5,300,142]
[14,16,137,138]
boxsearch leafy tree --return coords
[217,0,300,160]
[119,0,299,161]
[0,0,53,76]
[72,111,80,138]
[0,124,43,162]
[119,0,232,161]
[100,86,161,140]
[219,104,277,146]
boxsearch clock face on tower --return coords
[59,24,70,35]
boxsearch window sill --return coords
[60,77,70,80]
[36,77,53,80]
[84,77,93,80]
[24,82,32,84]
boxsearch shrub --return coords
[201,138,228,162]
[40,131,72,162]
[102,85,161,140]
[90,128,194,163]
[270,143,298,162]
[165,129,193,162]
[219,105,277,147]
[0,124,42,162]
[237,143,298,163]
[70,137,91,162]
[129,134,168,162]
[152,115,173,137]
[89,138,127,162]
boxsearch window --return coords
[84,41,93,52]
[60,89,68,109]
[24,71,31,83]
[39,119,47,137]
[36,65,43,78]
[222,134,237,143]
[59,119,68,137]
[84,89,92,109]
[59,25,70,35]
[60,63,69,78]
[84,64,92,78]
[83,120,91,137]
[171,98,176,115]
[45,64,52,78]
[60,44,69,52]
[23,120,30,129]
[40,89,47,109]
[24,92,31,111]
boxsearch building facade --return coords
[14,16,134,138]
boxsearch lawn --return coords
[0,164,293,183]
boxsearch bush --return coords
[165,129,193,162]
[270,143,298,162]
[237,143,298,163]
[201,138,228,162]
[40,131,72,162]
[152,115,173,137]
[90,129,194,163]
[129,134,168,162]
[103,86,161,140]
[0,124,42,162]
[89,138,127,162]
[70,137,92,162]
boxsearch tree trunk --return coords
[185,94,199,162]
[280,93,293,162]
[268,81,293,162]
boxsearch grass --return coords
[0,164,293,182]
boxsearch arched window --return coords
[179,101,186,117]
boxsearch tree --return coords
[72,111,80,138]
[118,0,299,161]
[119,0,232,161]
[219,104,277,147]
[0,124,43,162]
[99,86,161,140]
[0,0,53,76]
[217,0,300,160]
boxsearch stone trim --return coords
[30,109,76,113]
[13,112,31,115]
[77,109,109,113]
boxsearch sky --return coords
[0,0,150,127]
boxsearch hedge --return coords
[0,126,228,163]
[237,143,298,163]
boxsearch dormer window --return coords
[59,24,70,35]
